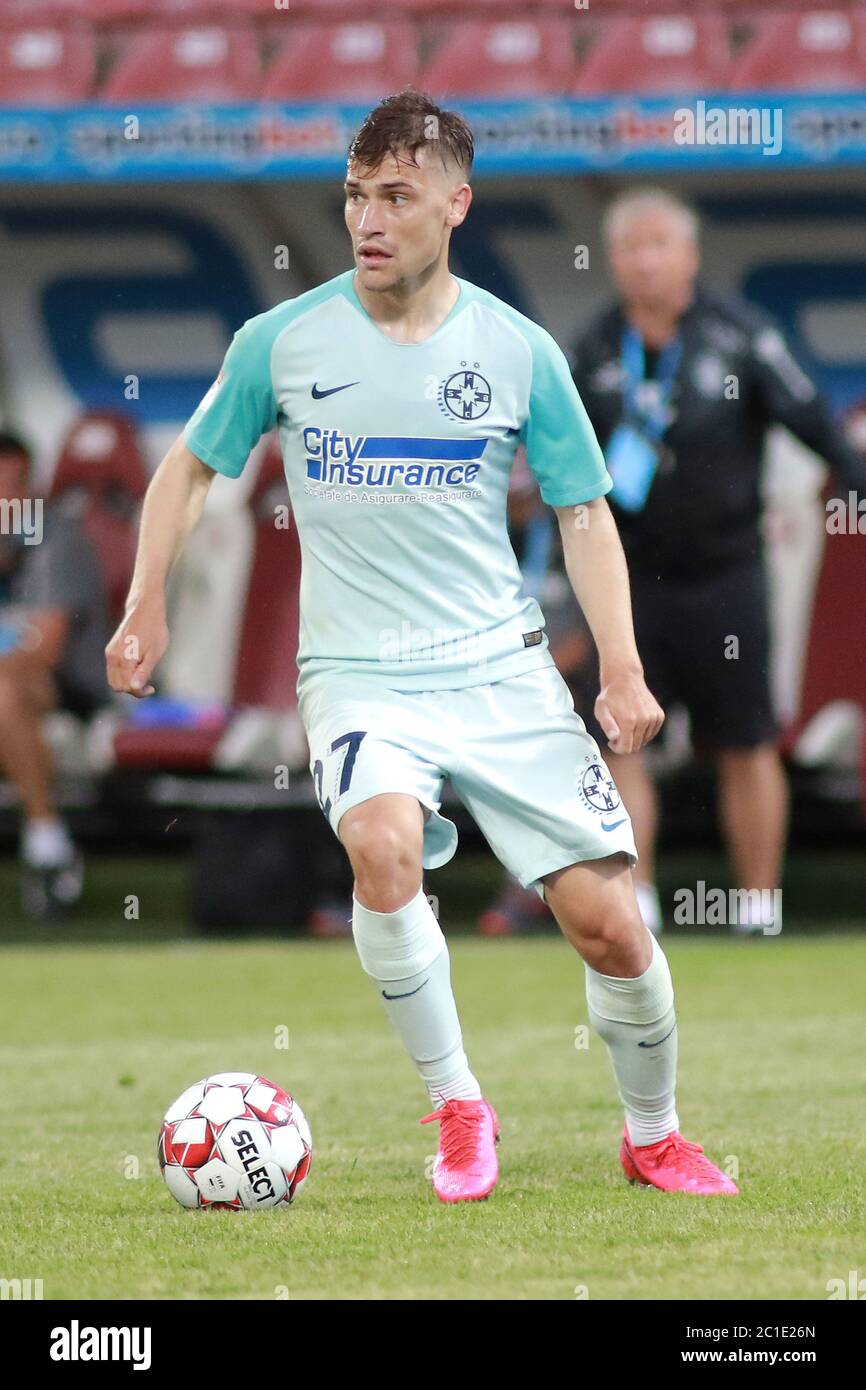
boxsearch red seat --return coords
[573,15,731,95]
[705,0,851,9]
[0,25,95,106]
[234,0,362,14]
[50,411,148,624]
[381,0,528,10]
[0,1,88,21]
[231,440,299,712]
[85,0,349,17]
[68,0,219,20]
[729,10,866,91]
[101,24,261,103]
[262,21,417,101]
[419,19,577,99]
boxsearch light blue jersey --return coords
[184,269,611,695]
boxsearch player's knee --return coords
[341,811,422,903]
[562,893,647,973]
[579,902,638,950]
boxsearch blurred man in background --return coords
[571,188,866,935]
[0,430,109,918]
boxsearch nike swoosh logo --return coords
[382,980,428,1001]
[601,817,627,832]
[638,1023,677,1049]
[311,381,360,399]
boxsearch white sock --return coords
[585,933,679,1147]
[22,817,74,869]
[352,888,481,1108]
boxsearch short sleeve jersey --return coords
[184,270,610,694]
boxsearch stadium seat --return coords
[0,24,95,106]
[419,19,577,99]
[101,24,261,103]
[382,0,531,10]
[728,10,866,91]
[49,410,148,623]
[573,15,731,95]
[707,0,852,10]
[0,0,88,21]
[233,0,360,14]
[69,0,216,20]
[262,21,418,102]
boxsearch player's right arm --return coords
[105,437,215,697]
[106,314,280,697]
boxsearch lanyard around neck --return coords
[621,324,682,440]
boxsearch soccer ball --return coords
[158,1071,312,1210]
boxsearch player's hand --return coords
[594,668,664,755]
[105,597,168,698]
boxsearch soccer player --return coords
[106,91,737,1202]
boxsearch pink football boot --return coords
[420,1098,500,1203]
[621,1127,739,1195]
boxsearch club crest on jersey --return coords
[579,759,622,815]
[304,427,486,488]
[438,362,492,422]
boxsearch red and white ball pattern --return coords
[158,1072,312,1210]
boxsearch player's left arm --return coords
[748,315,866,496]
[520,320,663,753]
[555,499,663,754]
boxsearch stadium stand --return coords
[262,21,419,102]
[1,3,865,102]
[0,24,96,106]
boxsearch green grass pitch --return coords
[1,934,863,1300]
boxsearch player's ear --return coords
[446,182,472,228]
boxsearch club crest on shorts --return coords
[439,362,492,421]
[579,759,622,814]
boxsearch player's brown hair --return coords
[348,88,474,179]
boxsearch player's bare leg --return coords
[0,667,56,821]
[718,743,788,934]
[0,667,82,916]
[543,853,737,1194]
[340,793,499,1202]
[605,748,663,934]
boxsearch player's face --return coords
[344,148,470,291]
[607,207,700,312]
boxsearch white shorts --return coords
[300,664,637,892]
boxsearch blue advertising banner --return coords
[0,94,865,181]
